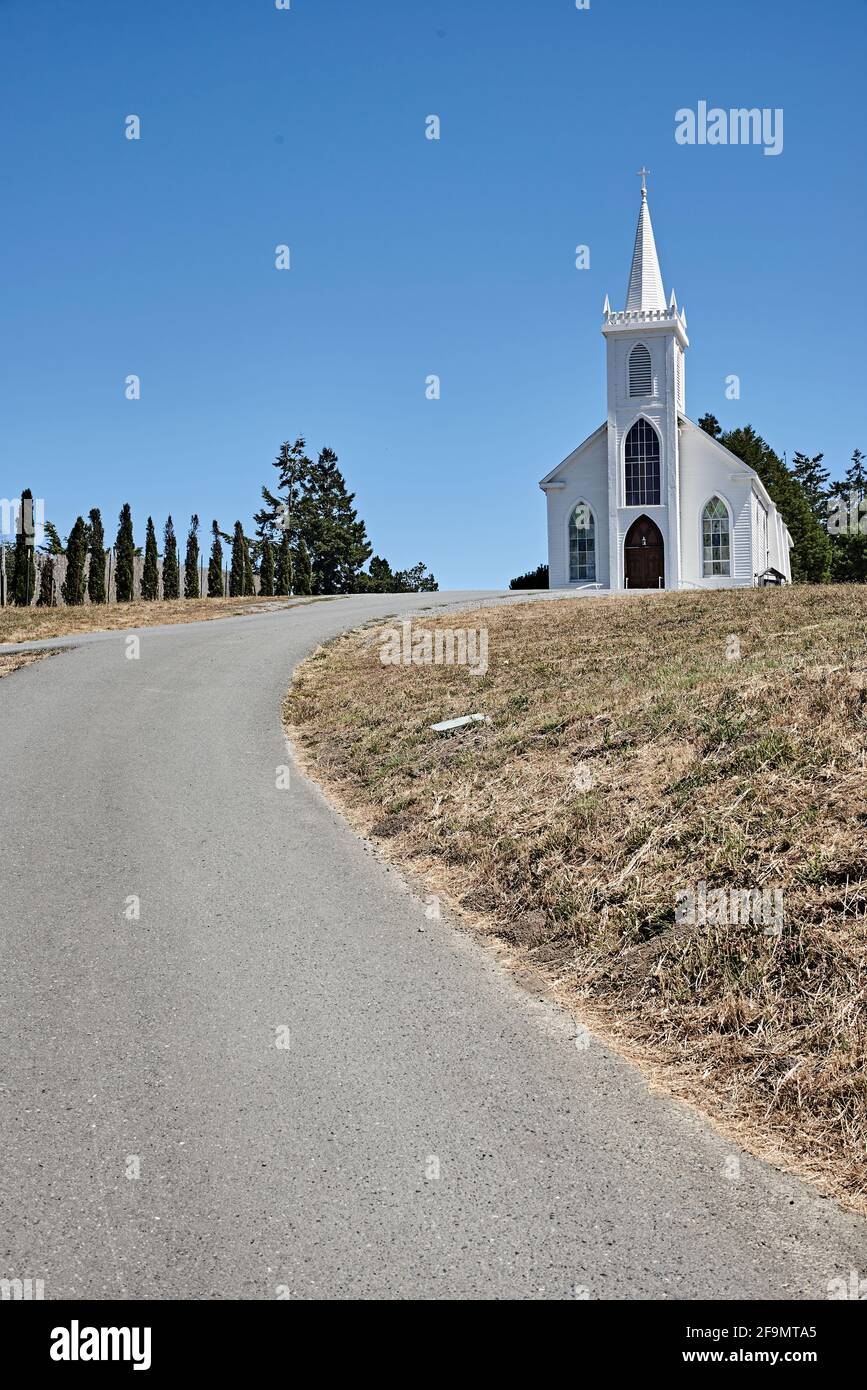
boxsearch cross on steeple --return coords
[636,166,650,196]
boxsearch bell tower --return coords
[601,172,689,590]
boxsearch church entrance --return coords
[624,515,664,589]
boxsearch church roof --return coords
[624,186,666,313]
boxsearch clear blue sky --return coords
[1,0,864,587]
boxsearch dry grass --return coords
[0,649,61,679]
[0,595,323,647]
[286,586,867,1210]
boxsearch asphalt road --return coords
[1,593,864,1300]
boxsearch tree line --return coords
[2,438,437,606]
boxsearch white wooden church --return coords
[540,178,792,590]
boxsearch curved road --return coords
[1,594,864,1300]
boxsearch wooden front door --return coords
[624,515,664,589]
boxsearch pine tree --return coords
[393,561,438,592]
[834,449,867,582]
[300,447,372,593]
[275,532,293,595]
[207,520,224,597]
[37,555,56,606]
[791,452,830,521]
[87,508,107,603]
[229,522,246,596]
[184,514,200,598]
[11,489,37,606]
[698,413,721,438]
[295,538,313,595]
[141,516,159,599]
[114,503,135,602]
[162,515,180,599]
[62,517,88,605]
[258,537,275,596]
[254,437,310,546]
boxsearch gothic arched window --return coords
[702,496,731,576]
[624,419,660,506]
[628,344,652,397]
[569,503,596,583]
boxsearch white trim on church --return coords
[540,181,793,591]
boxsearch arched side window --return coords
[628,343,652,397]
[702,496,731,576]
[569,503,596,583]
[624,419,660,506]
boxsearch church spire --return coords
[624,171,666,313]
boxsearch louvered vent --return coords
[629,344,652,397]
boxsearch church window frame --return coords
[701,495,732,577]
[628,343,653,397]
[568,500,597,583]
[623,417,661,507]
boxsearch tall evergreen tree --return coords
[162,515,180,599]
[87,508,106,604]
[11,488,37,606]
[114,503,135,602]
[275,531,293,595]
[719,425,831,584]
[229,522,246,596]
[62,517,88,606]
[258,537,275,596]
[141,516,159,600]
[243,533,254,595]
[184,514,200,598]
[698,413,721,438]
[37,555,56,606]
[295,538,313,595]
[254,437,310,547]
[791,452,830,521]
[299,447,372,593]
[207,520,224,597]
[40,521,66,554]
[832,449,867,582]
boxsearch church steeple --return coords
[624,172,666,313]
[600,174,690,593]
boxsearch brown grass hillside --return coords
[286,586,867,1210]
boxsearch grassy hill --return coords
[287,586,867,1210]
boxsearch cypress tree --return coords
[162,515,180,599]
[207,520,224,597]
[37,555,56,606]
[259,537,275,596]
[62,517,88,605]
[295,538,313,595]
[184,514,200,598]
[11,489,37,606]
[243,533,254,595]
[87,508,106,603]
[275,532,293,595]
[115,503,135,602]
[141,516,159,599]
[229,522,246,596]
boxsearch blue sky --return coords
[1,0,864,587]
